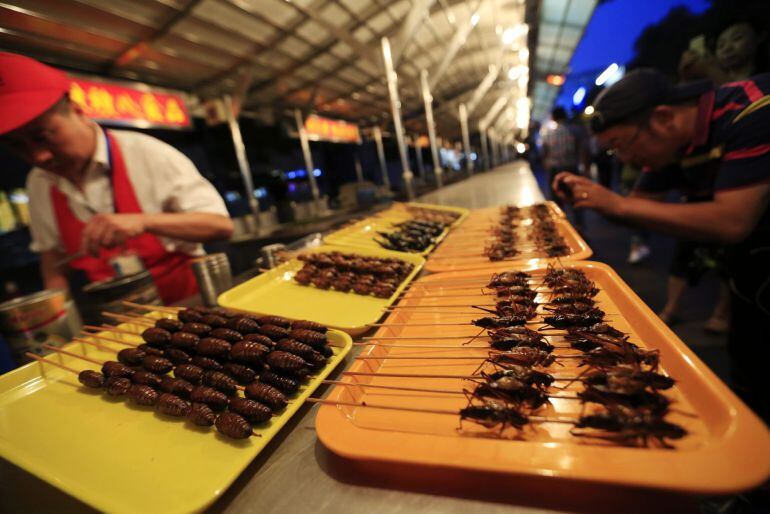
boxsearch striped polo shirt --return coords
[635,73,770,201]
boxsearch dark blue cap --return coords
[589,68,712,133]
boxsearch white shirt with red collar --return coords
[26,125,229,255]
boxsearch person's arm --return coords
[40,249,70,291]
[80,212,233,256]
[553,172,770,243]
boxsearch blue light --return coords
[572,86,586,106]
[287,171,296,179]
[288,183,297,192]
[253,187,267,199]
[224,191,241,202]
[470,152,477,161]
[313,169,322,177]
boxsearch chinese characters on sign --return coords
[304,114,361,143]
[69,78,191,128]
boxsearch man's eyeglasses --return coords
[606,121,647,157]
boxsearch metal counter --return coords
[0,163,699,514]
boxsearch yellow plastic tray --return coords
[316,262,770,494]
[218,244,425,335]
[325,202,469,256]
[0,318,352,514]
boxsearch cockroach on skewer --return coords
[582,366,675,390]
[578,383,671,414]
[571,405,687,448]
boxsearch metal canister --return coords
[80,271,161,325]
[0,289,82,363]
[191,253,233,307]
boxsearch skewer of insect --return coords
[26,352,266,439]
[307,398,687,447]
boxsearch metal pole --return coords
[413,135,425,179]
[224,95,260,225]
[294,109,322,208]
[420,69,443,187]
[488,128,497,168]
[459,103,472,174]
[381,37,414,200]
[479,122,489,171]
[372,126,391,190]
[354,153,364,183]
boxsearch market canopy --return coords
[0,0,593,136]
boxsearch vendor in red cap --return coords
[553,68,770,423]
[0,52,233,304]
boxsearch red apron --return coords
[50,130,198,304]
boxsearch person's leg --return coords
[659,241,694,323]
[659,275,688,323]
[704,280,731,333]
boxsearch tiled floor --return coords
[419,161,730,383]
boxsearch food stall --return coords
[1,0,769,513]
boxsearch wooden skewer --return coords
[25,352,81,374]
[326,380,581,400]
[121,300,180,313]
[83,325,142,337]
[42,344,103,365]
[102,311,154,326]
[322,380,464,395]
[78,332,140,347]
[361,334,556,341]
[353,342,491,348]
[306,398,575,424]
[73,338,114,352]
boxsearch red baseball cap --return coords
[0,52,71,135]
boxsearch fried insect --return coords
[215,411,253,439]
[256,315,291,328]
[132,370,162,388]
[229,397,272,424]
[142,355,173,374]
[164,348,192,364]
[244,382,288,410]
[203,370,238,396]
[178,308,205,324]
[459,399,530,430]
[142,327,171,347]
[226,317,259,334]
[258,324,291,341]
[288,328,327,348]
[230,341,270,365]
[127,384,159,406]
[102,361,135,379]
[78,369,106,388]
[266,351,310,377]
[259,371,299,393]
[191,355,224,371]
[292,319,327,333]
[170,331,199,352]
[223,363,257,384]
[209,327,243,342]
[157,393,191,417]
[190,385,229,411]
[155,318,184,332]
[117,347,146,366]
[106,376,132,396]
[174,363,204,384]
[180,322,212,336]
[488,347,557,367]
[187,402,216,427]
[200,314,229,328]
[196,337,232,359]
[160,376,194,398]
[572,406,687,448]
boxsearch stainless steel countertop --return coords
[0,163,699,514]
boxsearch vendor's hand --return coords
[552,172,625,216]
[81,213,146,256]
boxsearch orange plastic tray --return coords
[426,218,591,273]
[316,262,770,494]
